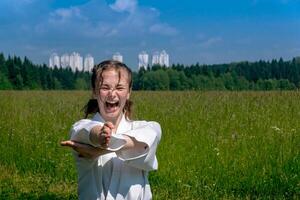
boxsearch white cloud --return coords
[32,0,179,40]
[149,23,178,36]
[200,37,223,48]
[109,0,137,13]
[2,0,181,66]
[49,7,83,24]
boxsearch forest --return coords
[1,52,300,90]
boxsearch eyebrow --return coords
[100,83,127,87]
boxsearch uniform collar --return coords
[92,112,132,134]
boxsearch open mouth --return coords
[105,101,120,112]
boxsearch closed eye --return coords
[100,86,110,91]
[116,87,125,91]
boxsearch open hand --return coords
[60,140,103,159]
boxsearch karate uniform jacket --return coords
[70,112,162,200]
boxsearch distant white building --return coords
[49,53,60,68]
[151,50,169,67]
[69,52,83,72]
[60,53,70,69]
[84,54,94,72]
[49,52,94,72]
[138,51,149,69]
[159,50,169,67]
[112,52,123,62]
[152,51,160,66]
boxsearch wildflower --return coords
[271,126,281,132]
[232,132,238,140]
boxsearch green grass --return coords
[0,91,299,199]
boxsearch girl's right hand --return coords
[98,122,114,148]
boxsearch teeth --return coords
[106,101,118,104]
[105,101,119,108]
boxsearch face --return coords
[94,68,131,124]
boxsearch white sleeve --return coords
[69,119,102,194]
[116,121,162,171]
[70,119,104,147]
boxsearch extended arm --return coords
[61,119,161,171]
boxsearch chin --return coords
[102,110,122,122]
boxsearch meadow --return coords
[0,91,299,199]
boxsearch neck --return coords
[103,113,123,131]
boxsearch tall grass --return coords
[0,91,299,199]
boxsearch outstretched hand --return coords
[60,140,105,159]
[61,122,115,159]
[60,140,100,159]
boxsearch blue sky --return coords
[0,0,299,70]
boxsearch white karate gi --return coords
[70,113,161,200]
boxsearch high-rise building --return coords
[84,54,94,72]
[138,51,149,69]
[69,52,83,72]
[49,52,94,72]
[49,53,60,68]
[152,51,160,66]
[151,50,170,67]
[60,53,70,69]
[159,50,169,67]
[112,52,123,62]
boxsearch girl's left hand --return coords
[61,140,104,159]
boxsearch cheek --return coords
[99,91,107,99]
[96,94,105,106]
[119,92,129,102]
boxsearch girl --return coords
[61,60,161,200]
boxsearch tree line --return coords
[134,57,300,90]
[1,52,300,90]
[0,53,90,90]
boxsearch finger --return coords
[100,138,109,148]
[102,126,112,134]
[60,140,75,147]
[104,122,114,130]
[62,141,89,151]
[101,138,108,145]
[105,137,111,144]
[101,132,111,139]
[101,130,112,138]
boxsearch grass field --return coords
[0,91,299,199]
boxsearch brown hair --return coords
[83,60,133,119]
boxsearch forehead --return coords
[101,68,129,84]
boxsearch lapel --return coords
[92,112,105,123]
[116,114,132,134]
[92,112,132,134]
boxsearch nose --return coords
[108,88,117,97]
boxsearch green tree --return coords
[0,72,13,89]
[75,78,89,90]
[53,77,62,89]
[167,69,181,90]
[141,70,169,90]
[277,79,296,90]
[222,73,235,90]
[15,74,24,90]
